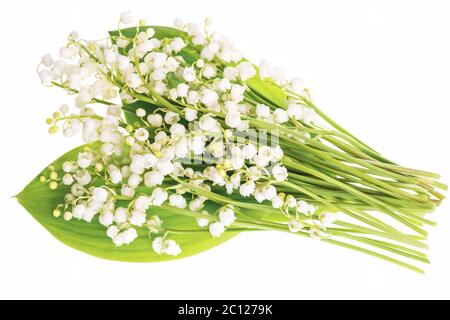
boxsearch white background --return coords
[1,0,449,299]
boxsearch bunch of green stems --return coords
[81,88,445,273]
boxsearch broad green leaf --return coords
[109,26,200,65]
[16,145,238,262]
[166,72,184,88]
[110,25,188,41]
[122,99,159,125]
[247,76,287,108]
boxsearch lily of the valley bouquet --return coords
[18,12,446,272]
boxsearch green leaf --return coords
[110,25,188,41]
[16,144,238,262]
[166,72,184,88]
[247,76,287,108]
[123,99,159,125]
[109,26,200,65]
